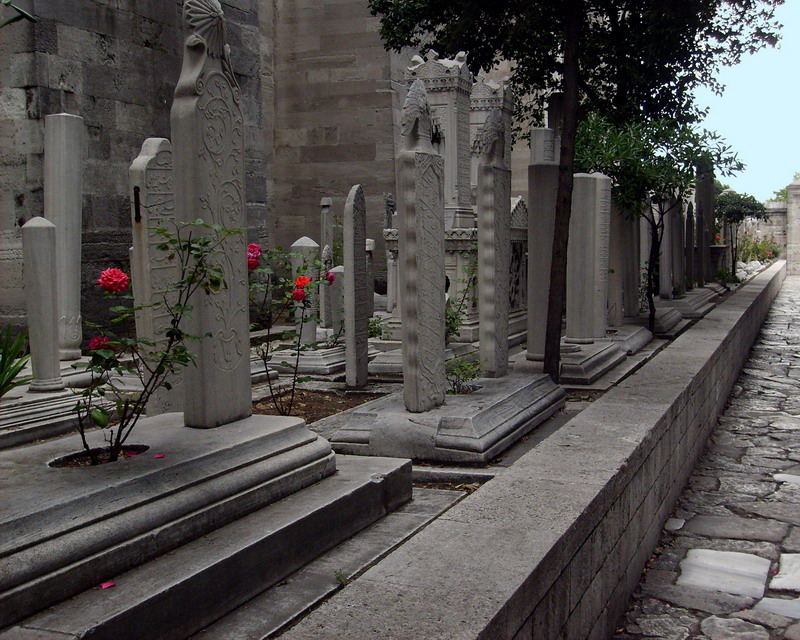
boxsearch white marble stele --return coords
[343,184,369,388]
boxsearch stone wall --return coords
[280,260,787,640]
[0,0,272,329]
[271,0,405,264]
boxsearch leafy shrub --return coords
[0,328,31,399]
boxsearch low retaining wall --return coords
[281,261,787,640]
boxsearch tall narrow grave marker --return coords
[344,185,369,387]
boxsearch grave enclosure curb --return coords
[280,260,787,640]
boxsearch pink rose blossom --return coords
[97,268,130,293]
[325,271,335,285]
[87,336,114,352]
[291,288,307,302]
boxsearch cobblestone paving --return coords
[614,278,800,640]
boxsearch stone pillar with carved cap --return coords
[407,51,473,230]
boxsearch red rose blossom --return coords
[87,336,114,352]
[325,271,335,285]
[247,257,260,271]
[97,268,130,293]
[247,243,262,259]
[291,288,307,302]
[294,275,312,289]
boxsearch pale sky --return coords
[695,1,800,202]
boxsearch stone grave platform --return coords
[330,373,565,463]
[0,414,410,631]
[368,342,476,378]
[602,324,654,355]
[557,340,627,385]
[659,286,720,319]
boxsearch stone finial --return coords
[472,108,505,166]
[401,79,434,152]
[179,0,237,90]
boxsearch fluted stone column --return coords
[22,218,65,392]
[44,113,84,361]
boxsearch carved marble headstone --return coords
[398,79,446,412]
[170,0,250,428]
[475,109,510,377]
[44,113,84,361]
[22,217,64,392]
[565,173,612,344]
[290,236,319,345]
[343,185,369,387]
[129,138,183,415]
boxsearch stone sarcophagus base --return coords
[330,374,565,463]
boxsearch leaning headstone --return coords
[44,113,85,361]
[129,138,182,415]
[398,79,446,412]
[22,218,65,392]
[290,236,319,345]
[170,0,251,428]
[475,109,510,377]
[343,185,369,387]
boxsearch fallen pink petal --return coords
[99,582,116,589]
[153,454,166,459]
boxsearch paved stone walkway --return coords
[615,277,800,640]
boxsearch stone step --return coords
[0,414,337,627]
[1,455,411,640]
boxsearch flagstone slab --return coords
[756,597,800,619]
[772,554,800,591]
[700,615,769,640]
[682,514,789,542]
[676,549,770,598]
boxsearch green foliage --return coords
[0,1,37,29]
[368,315,387,339]
[446,356,481,395]
[716,190,767,226]
[74,221,237,465]
[739,233,780,262]
[367,0,783,130]
[772,173,800,201]
[715,268,739,284]
[0,327,31,399]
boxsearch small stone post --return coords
[44,113,85,361]
[290,236,320,345]
[22,218,65,392]
[399,79,446,412]
[343,185,369,388]
[476,109,511,377]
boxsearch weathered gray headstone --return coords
[129,138,183,415]
[290,236,320,345]
[399,79,446,412]
[607,203,625,327]
[44,113,84,361]
[696,159,715,282]
[319,243,333,328]
[319,197,334,328]
[22,217,64,392]
[365,238,375,318]
[343,185,369,388]
[170,0,251,428]
[672,203,686,297]
[476,109,510,377]
[565,173,612,344]
[659,203,674,299]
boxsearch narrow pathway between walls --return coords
[614,276,800,640]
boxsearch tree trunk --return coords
[543,0,582,382]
